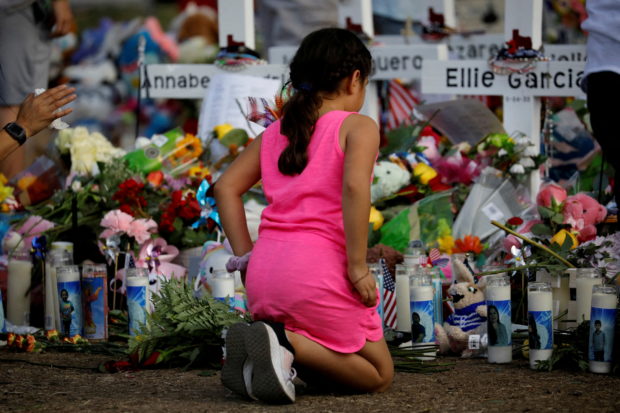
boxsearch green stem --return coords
[476,264,545,277]
[491,220,575,268]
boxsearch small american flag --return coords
[386,79,420,131]
[380,258,397,329]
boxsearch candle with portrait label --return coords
[395,264,413,332]
[56,265,82,337]
[528,282,553,369]
[82,264,108,340]
[576,268,602,323]
[410,271,435,360]
[127,268,150,336]
[7,252,33,326]
[588,285,617,374]
[50,242,74,331]
[485,273,512,364]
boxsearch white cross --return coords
[421,0,586,197]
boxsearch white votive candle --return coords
[528,282,553,369]
[410,272,436,360]
[395,264,413,332]
[588,285,617,374]
[212,269,235,308]
[576,268,602,324]
[44,249,73,331]
[126,268,150,336]
[7,252,33,326]
[485,274,512,364]
[56,265,82,337]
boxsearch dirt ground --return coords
[1,351,619,413]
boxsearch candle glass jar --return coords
[410,271,435,360]
[7,251,33,326]
[45,249,73,331]
[588,285,618,374]
[212,269,235,309]
[576,268,602,323]
[527,282,553,369]
[82,264,108,340]
[56,265,82,337]
[395,264,414,332]
[126,267,149,336]
[486,274,512,364]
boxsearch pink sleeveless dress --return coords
[245,110,383,353]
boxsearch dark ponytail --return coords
[278,28,372,176]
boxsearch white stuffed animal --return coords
[370,161,411,203]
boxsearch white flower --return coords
[523,146,538,157]
[71,180,82,192]
[509,164,525,174]
[519,157,535,168]
[498,149,508,157]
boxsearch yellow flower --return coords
[413,163,437,185]
[551,229,578,249]
[437,235,455,254]
[214,123,234,139]
[17,175,36,190]
[0,180,13,203]
[170,134,203,162]
[0,173,7,184]
[188,165,211,179]
[369,206,384,230]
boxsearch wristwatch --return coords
[3,122,27,145]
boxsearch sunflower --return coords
[170,134,203,162]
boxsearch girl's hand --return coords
[349,266,377,308]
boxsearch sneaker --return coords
[245,321,296,404]
[221,322,255,399]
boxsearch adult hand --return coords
[349,265,377,308]
[51,0,74,38]
[15,85,76,138]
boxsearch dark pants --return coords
[586,71,620,207]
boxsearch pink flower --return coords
[100,210,134,233]
[536,183,567,208]
[418,136,441,162]
[503,234,522,253]
[14,215,55,251]
[126,218,158,244]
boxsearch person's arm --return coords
[0,85,76,161]
[213,134,262,258]
[341,114,380,307]
[51,0,74,37]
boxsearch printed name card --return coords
[421,60,585,97]
[140,64,288,99]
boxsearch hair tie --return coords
[295,82,313,93]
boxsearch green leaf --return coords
[531,223,553,236]
[551,213,565,224]
[538,206,556,219]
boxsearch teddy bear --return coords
[435,258,488,357]
[562,193,607,242]
[370,161,411,203]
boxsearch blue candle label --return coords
[127,285,147,336]
[487,300,512,346]
[82,277,107,340]
[589,307,616,363]
[410,299,435,343]
[57,280,83,337]
[528,310,553,350]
